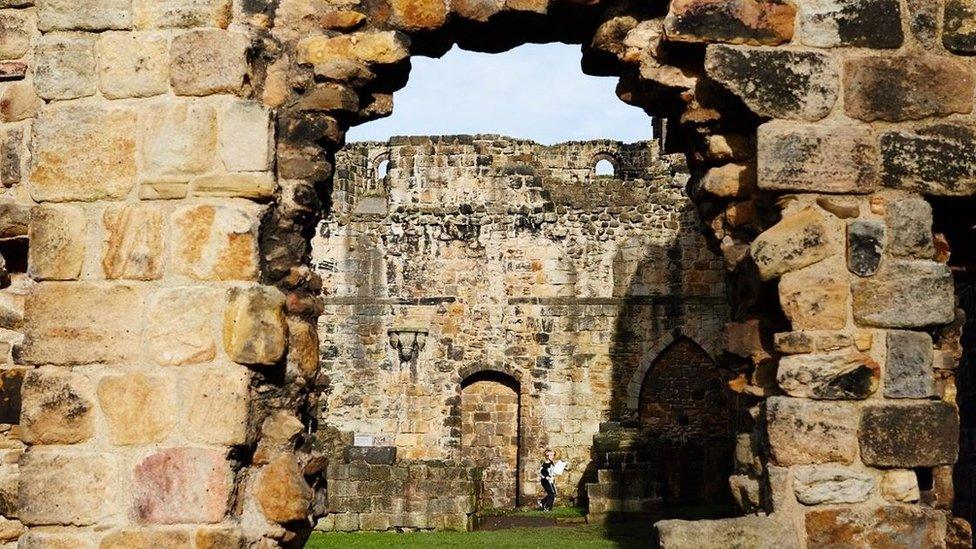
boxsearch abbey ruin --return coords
[1,0,976,546]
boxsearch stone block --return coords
[98,373,177,445]
[296,32,410,67]
[0,11,31,59]
[705,45,837,121]
[219,101,272,172]
[134,0,232,29]
[295,83,360,113]
[21,283,144,365]
[132,447,231,524]
[20,368,95,444]
[886,196,934,259]
[750,206,841,281]
[844,55,974,122]
[776,350,879,400]
[19,531,96,549]
[223,286,287,366]
[698,163,755,198]
[140,101,217,178]
[170,30,248,96]
[255,454,313,523]
[37,0,132,31]
[0,124,23,187]
[885,330,935,399]
[139,180,190,200]
[704,134,752,163]
[191,173,275,200]
[657,515,800,549]
[792,465,874,505]
[29,104,137,202]
[183,367,249,446]
[664,0,795,45]
[1,81,43,122]
[797,0,902,48]
[851,260,954,328]
[945,0,976,53]
[195,527,243,549]
[19,452,115,525]
[778,257,848,331]
[805,506,946,548]
[97,32,169,99]
[859,402,958,467]
[101,529,193,549]
[757,120,878,194]
[881,122,976,196]
[333,512,359,532]
[34,33,96,100]
[171,202,261,281]
[147,287,218,366]
[102,203,165,280]
[881,469,919,503]
[287,318,320,378]
[27,204,86,281]
[345,446,397,465]
[766,396,858,465]
[847,219,884,277]
[389,0,447,31]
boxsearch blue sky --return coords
[347,43,654,145]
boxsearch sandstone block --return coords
[766,396,858,465]
[98,373,176,445]
[859,402,958,467]
[147,287,218,366]
[946,0,976,52]
[881,469,920,503]
[390,0,447,31]
[37,0,132,31]
[21,368,95,444]
[102,203,165,280]
[19,452,115,525]
[844,55,974,122]
[778,257,848,331]
[19,532,96,549]
[27,204,86,281]
[170,30,248,96]
[101,529,193,549]
[140,101,217,178]
[851,260,954,328]
[134,0,232,29]
[698,163,755,198]
[847,219,884,277]
[34,33,96,101]
[1,82,43,122]
[797,0,902,48]
[0,124,23,187]
[885,330,935,399]
[792,465,874,505]
[0,11,31,59]
[881,123,976,195]
[296,32,410,67]
[321,10,367,30]
[776,350,879,400]
[805,505,946,548]
[664,0,796,45]
[223,286,287,365]
[295,83,360,113]
[191,173,275,200]
[705,45,837,121]
[171,202,260,281]
[287,318,320,378]
[657,515,800,549]
[219,101,271,172]
[21,283,144,365]
[97,32,169,99]
[183,367,249,446]
[886,196,934,259]
[750,206,841,281]
[757,120,878,194]
[255,454,313,523]
[195,527,243,549]
[505,0,548,14]
[29,104,137,202]
[453,0,503,21]
[140,180,190,200]
[704,134,752,163]
[132,447,231,524]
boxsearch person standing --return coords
[539,449,557,511]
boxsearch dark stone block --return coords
[665,0,796,46]
[0,368,22,424]
[881,123,976,196]
[945,0,976,53]
[885,330,935,398]
[824,0,904,48]
[806,505,946,547]
[844,55,974,122]
[847,220,884,277]
[345,446,397,465]
[859,402,958,467]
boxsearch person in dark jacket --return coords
[539,449,557,511]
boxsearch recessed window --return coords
[376,159,390,179]
[595,158,615,177]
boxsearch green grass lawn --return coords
[306,523,656,549]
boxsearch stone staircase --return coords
[585,423,663,524]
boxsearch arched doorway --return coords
[461,370,521,509]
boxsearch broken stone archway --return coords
[5,0,976,547]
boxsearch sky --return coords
[346,43,654,145]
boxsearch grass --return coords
[306,523,656,549]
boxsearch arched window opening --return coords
[595,158,615,177]
[376,159,390,180]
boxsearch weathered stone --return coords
[797,0,902,48]
[98,373,176,445]
[254,454,313,523]
[295,83,360,113]
[805,505,947,548]
[21,368,95,444]
[389,0,447,31]
[750,206,841,281]
[346,446,397,465]
[881,469,920,503]
[816,197,859,219]
[21,283,144,365]
[139,180,189,200]
[757,120,878,194]
[705,45,837,121]
[191,173,275,200]
[881,123,976,195]
[664,0,796,46]
[140,101,217,177]
[724,318,772,363]
[171,202,261,281]
[219,101,272,172]
[657,515,800,549]
[147,287,218,367]
[792,465,874,505]
[29,104,137,202]
[19,452,115,525]
[0,11,31,59]
[296,32,410,67]
[945,0,976,53]
[27,204,86,281]
[766,396,858,465]
[309,59,376,87]
[1,82,42,122]
[847,219,884,277]
[885,330,935,399]
[698,163,755,198]
[134,0,232,29]
[37,0,132,31]
[906,0,938,46]
[97,32,169,99]
[287,317,320,378]
[852,260,955,328]
[34,33,96,100]
[844,55,974,122]
[728,474,760,512]
[886,196,933,259]
[170,30,248,96]
[778,257,848,331]
[860,402,958,467]
[254,411,303,464]
[0,200,29,239]
[453,0,503,21]
[19,532,97,549]
[0,124,23,187]
[321,10,367,30]
[223,286,288,365]
[777,350,879,400]
[132,447,231,524]
[101,530,193,549]
[184,367,249,446]
[102,203,165,280]
[704,134,752,163]
[195,527,243,549]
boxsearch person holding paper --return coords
[538,449,566,511]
